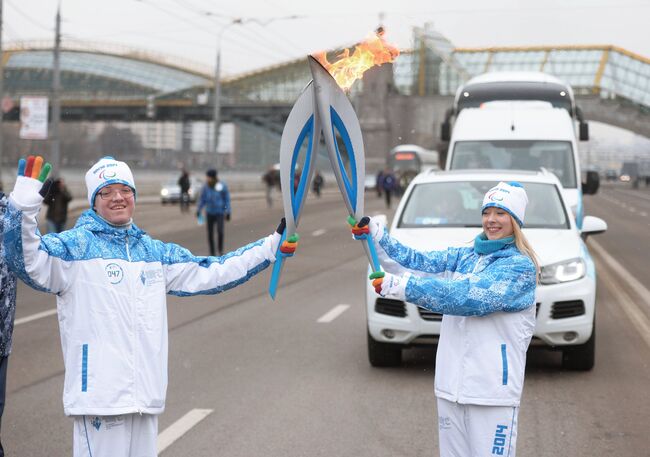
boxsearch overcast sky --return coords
[4,0,650,77]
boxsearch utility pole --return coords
[212,19,241,168]
[51,3,62,174]
[0,0,4,189]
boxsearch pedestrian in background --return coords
[178,169,191,213]
[197,168,231,256]
[381,168,396,208]
[312,170,324,198]
[262,166,276,208]
[352,181,538,457]
[3,156,296,457]
[43,177,72,233]
[375,169,384,198]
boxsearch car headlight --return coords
[539,258,586,285]
[161,189,169,197]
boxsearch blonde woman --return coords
[353,181,538,457]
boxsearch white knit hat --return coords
[85,156,136,206]
[481,181,528,227]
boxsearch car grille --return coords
[551,300,585,319]
[375,298,407,317]
[418,307,443,321]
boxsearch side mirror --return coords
[580,215,607,240]
[441,121,451,142]
[579,122,589,141]
[582,170,600,195]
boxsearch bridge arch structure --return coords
[2,33,649,169]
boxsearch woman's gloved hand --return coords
[11,156,52,207]
[349,216,382,240]
[370,271,409,301]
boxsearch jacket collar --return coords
[75,209,145,239]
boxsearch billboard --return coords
[19,96,49,140]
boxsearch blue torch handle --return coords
[268,230,288,300]
[364,234,382,273]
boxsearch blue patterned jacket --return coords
[0,193,17,357]
[373,225,537,406]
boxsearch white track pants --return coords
[73,413,158,457]
[437,397,519,457]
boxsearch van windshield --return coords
[450,140,577,188]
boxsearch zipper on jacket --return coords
[126,233,138,411]
[125,234,132,261]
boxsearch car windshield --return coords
[398,181,570,229]
[450,140,577,188]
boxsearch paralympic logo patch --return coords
[487,191,504,202]
[105,263,124,285]
[99,169,117,180]
[488,186,511,202]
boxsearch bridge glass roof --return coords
[393,45,650,109]
[7,50,211,95]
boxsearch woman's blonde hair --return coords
[510,215,540,280]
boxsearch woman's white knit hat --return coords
[481,181,528,227]
[85,156,136,206]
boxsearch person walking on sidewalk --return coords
[312,170,324,198]
[178,169,191,213]
[352,181,538,457]
[43,177,73,233]
[3,156,297,457]
[197,168,231,256]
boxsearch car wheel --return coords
[561,324,595,371]
[367,329,402,367]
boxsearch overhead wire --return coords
[133,0,305,63]
[6,0,53,32]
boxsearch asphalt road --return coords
[3,186,650,456]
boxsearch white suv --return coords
[366,169,607,370]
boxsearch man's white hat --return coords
[85,156,136,206]
[481,181,528,227]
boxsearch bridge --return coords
[2,29,649,169]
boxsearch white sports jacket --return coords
[373,226,537,407]
[4,191,279,416]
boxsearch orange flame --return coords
[314,28,400,90]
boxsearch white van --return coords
[441,72,598,227]
[445,101,598,227]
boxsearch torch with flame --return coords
[269,29,400,299]
[313,27,400,91]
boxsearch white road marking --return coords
[14,309,57,326]
[317,304,350,323]
[590,239,650,349]
[640,211,648,217]
[157,408,214,454]
[311,228,327,237]
[629,207,637,213]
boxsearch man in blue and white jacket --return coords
[353,181,538,457]
[3,156,296,457]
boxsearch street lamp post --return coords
[212,19,242,167]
